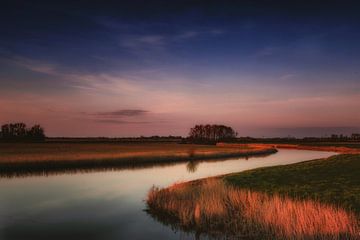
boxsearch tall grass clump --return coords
[147,179,359,239]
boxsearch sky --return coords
[1,0,360,137]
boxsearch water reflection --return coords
[0,153,275,178]
[186,161,199,173]
[0,150,337,240]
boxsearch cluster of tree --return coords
[0,123,45,142]
[331,133,360,140]
[188,124,237,143]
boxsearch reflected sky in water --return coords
[0,149,336,240]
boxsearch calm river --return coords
[0,149,336,240]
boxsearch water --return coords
[0,149,336,240]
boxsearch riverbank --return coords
[217,142,360,153]
[0,142,277,177]
[146,152,360,239]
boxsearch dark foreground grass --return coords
[225,154,360,214]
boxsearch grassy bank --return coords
[147,179,359,239]
[218,143,360,154]
[299,142,360,149]
[225,154,360,214]
[147,154,360,239]
[0,142,276,177]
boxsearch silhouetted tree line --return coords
[0,123,45,142]
[189,124,237,143]
[234,134,360,144]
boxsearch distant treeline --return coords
[234,135,360,144]
[47,136,183,143]
[188,124,237,144]
[0,123,45,142]
[1,121,359,144]
[45,135,360,144]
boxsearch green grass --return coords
[299,142,360,149]
[225,154,360,214]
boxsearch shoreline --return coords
[217,143,360,153]
[147,176,359,239]
[146,145,360,207]
[146,152,360,239]
[0,144,277,177]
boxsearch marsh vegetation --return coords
[147,154,360,239]
[0,147,338,239]
[0,142,276,177]
[147,179,358,239]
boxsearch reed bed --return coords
[147,179,359,239]
[0,143,276,177]
[218,143,360,154]
[0,143,274,163]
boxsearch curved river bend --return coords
[0,149,336,240]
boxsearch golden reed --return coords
[147,179,359,239]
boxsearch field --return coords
[0,142,276,177]
[147,153,360,239]
[299,142,360,149]
[218,142,360,154]
[225,154,360,214]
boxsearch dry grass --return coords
[218,143,360,154]
[147,179,359,239]
[0,143,276,176]
[0,142,264,163]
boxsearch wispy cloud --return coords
[279,74,297,81]
[254,47,279,57]
[138,35,165,45]
[120,34,165,49]
[119,29,224,51]
[94,119,151,124]
[1,56,147,95]
[86,109,152,125]
[3,56,58,75]
[177,31,199,39]
[96,109,148,117]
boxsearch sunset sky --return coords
[1,1,360,137]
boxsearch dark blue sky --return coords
[1,1,360,137]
